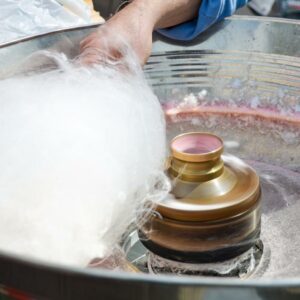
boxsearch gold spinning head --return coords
[140,132,261,263]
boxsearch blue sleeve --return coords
[157,0,248,41]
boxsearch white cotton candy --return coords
[0,53,167,267]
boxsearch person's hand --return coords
[79,1,155,66]
[79,0,201,66]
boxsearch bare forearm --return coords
[131,0,202,29]
[80,0,202,65]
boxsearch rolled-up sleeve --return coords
[157,0,248,41]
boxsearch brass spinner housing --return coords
[140,132,261,263]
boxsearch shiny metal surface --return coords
[170,132,224,163]
[0,15,300,300]
[141,133,261,262]
[161,157,260,222]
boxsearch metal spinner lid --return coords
[158,132,260,222]
[140,132,261,263]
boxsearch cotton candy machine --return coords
[0,16,300,300]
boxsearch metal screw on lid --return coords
[140,132,261,263]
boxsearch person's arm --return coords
[80,0,247,65]
[136,0,202,29]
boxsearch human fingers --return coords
[77,47,106,65]
[80,32,102,52]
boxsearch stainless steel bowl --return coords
[0,16,300,300]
